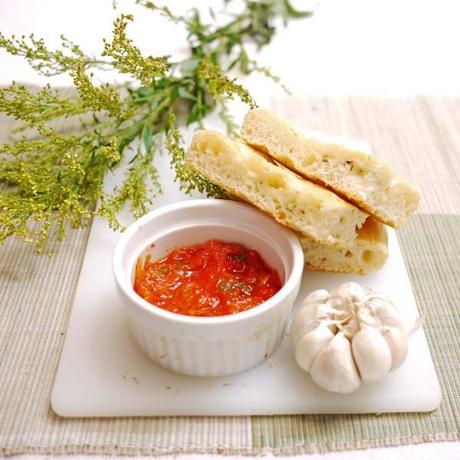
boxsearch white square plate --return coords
[51,134,441,417]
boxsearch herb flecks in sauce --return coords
[134,240,282,317]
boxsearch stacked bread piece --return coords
[187,108,419,275]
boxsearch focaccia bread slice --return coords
[298,217,388,275]
[187,130,368,246]
[241,108,420,228]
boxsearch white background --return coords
[0,0,458,458]
[1,0,460,98]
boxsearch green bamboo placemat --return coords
[1,96,459,455]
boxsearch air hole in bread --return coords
[362,250,374,264]
[199,142,210,152]
[303,156,316,166]
[267,175,286,189]
[345,250,352,257]
[348,162,365,176]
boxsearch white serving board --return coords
[51,133,441,417]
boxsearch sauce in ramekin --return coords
[134,240,282,317]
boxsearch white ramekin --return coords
[113,199,303,377]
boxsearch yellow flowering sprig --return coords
[102,14,170,87]
[0,0,311,251]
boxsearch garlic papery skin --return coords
[366,296,404,330]
[291,282,420,393]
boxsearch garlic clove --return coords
[331,282,365,302]
[309,332,361,393]
[382,326,408,371]
[291,306,320,345]
[293,283,418,393]
[294,325,334,373]
[352,324,392,383]
[302,289,330,306]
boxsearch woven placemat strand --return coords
[0,96,459,455]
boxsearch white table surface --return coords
[1,0,458,458]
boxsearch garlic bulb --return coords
[291,282,420,393]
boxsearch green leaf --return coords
[239,50,250,74]
[281,0,313,19]
[118,121,143,151]
[128,152,139,165]
[180,57,199,75]
[143,125,153,152]
[137,87,151,97]
[178,87,197,101]
[186,103,200,125]
[209,7,215,21]
[227,56,239,71]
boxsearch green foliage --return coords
[70,62,123,117]
[0,32,108,76]
[166,112,227,198]
[0,83,86,127]
[198,57,256,108]
[0,0,311,251]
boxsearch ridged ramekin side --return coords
[127,310,290,377]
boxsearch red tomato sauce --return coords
[133,240,282,317]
